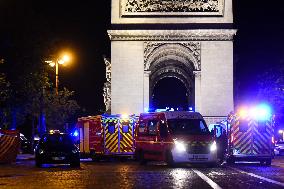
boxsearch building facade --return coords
[106,0,237,124]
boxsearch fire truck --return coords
[226,104,275,165]
[76,114,137,160]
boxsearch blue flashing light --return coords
[247,103,272,121]
[155,109,167,112]
[144,107,149,113]
[73,130,79,137]
[255,104,272,121]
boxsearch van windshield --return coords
[168,119,210,135]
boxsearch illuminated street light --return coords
[45,54,71,95]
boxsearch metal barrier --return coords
[203,116,227,126]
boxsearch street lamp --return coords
[45,54,71,95]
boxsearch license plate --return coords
[189,154,207,161]
[52,157,65,160]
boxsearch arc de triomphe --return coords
[104,0,237,124]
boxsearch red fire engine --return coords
[135,111,218,166]
[226,104,275,165]
[76,114,137,160]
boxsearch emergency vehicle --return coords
[135,111,218,166]
[76,114,137,160]
[226,104,275,165]
[0,129,20,163]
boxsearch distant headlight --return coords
[210,141,217,152]
[174,140,186,152]
[72,149,79,154]
[39,149,44,154]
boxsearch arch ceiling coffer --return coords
[144,42,201,71]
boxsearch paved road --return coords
[1,156,284,189]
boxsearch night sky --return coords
[1,0,284,114]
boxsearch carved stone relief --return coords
[108,30,237,41]
[122,0,224,16]
[103,57,111,112]
[144,42,201,71]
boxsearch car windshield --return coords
[168,119,209,135]
[41,134,74,147]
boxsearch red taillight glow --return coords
[272,136,275,144]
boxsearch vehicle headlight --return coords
[39,149,44,154]
[210,141,217,152]
[174,140,186,152]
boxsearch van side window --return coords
[200,121,207,132]
[121,121,129,133]
[108,122,115,134]
[148,120,158,135]
[138,122,147,135]
[239,120,249,132]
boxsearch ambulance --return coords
[135,111,218,166]
[76,114,137,160]
[226,104,275,165]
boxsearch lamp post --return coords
[45,55,70,95]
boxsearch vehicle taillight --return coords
[272,136,275,144]
[231,135,234,143]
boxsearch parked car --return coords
[274,141,284,156]
[35,130,80,167]
[20,133,32,154]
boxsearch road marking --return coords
[229,167,284,187]
[192,169,222,189]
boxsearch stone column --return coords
[193,71,201,112]
[143,71,151,112]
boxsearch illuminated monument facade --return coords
[105,0,237,124]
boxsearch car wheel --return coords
[139,150,147,165]
[70,161,80,168]
[35,159,42,167]
[227,157,235,164]
[265,159,272,166]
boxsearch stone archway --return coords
[143,42,201,111]
[152,77,189,110]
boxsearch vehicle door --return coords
[135,119,148,151]
[104,119,119,154]
[119,119,135,154]
[89,118,103,154]
[144,119,160,159]
[252,120,273,155]
[232,119,252,155]
[157,119,169,157]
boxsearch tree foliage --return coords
[0,73,11,128]
[258,65,284,115]
[45,87,80,130]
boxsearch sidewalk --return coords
[16,154,35,161]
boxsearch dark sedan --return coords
[35,131,80,167]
